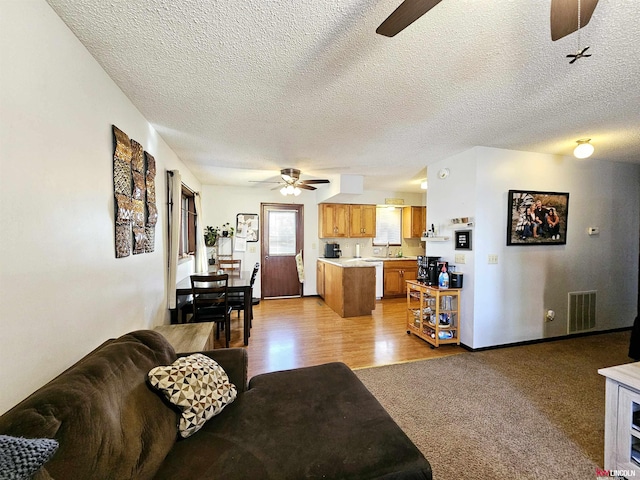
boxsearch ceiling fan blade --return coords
[376,0,444,37]
[300,179,330,184]
[297,184,317,191]
[550,0,599,41]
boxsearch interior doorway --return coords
[260,203,304,298]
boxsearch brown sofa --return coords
[0,330,432,479]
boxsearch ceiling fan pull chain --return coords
[566,0,591,64]
[577,0,582,52]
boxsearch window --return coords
[179,187,196,257]
[268,210,297,255]
[373,206,402,245]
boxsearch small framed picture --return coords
[455,230,472,250]
[236,213,259,242]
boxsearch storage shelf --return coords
[406,281,461,348]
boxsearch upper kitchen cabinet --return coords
[402,206,426,238]
[319,203,349,238]
[319,204,377,238]
[349,204,376,238]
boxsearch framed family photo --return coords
[506,190,569,246]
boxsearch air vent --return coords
[567,291,597,334]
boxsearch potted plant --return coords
[221,222,234,237]
[204,226,219,247]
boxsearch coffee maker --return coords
[417,256,440,285]
[324,243,341,258]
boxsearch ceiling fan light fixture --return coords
[573,138,594,159]
[293,187,301,196]
[280,186,288,196]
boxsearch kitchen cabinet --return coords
[317,260,325,299]
[317,259,375,317]
[319,203,376,238]
[383,260,418,298]
[406,281,461,348]
[402,206,426,238]
[349,204,376,238]
[319,203,349,238]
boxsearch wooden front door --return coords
[261,203,304,298]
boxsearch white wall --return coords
[0,0,200,413]
[423,149,478,346]
[427,147,640,349]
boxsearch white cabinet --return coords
[599,362,640,477]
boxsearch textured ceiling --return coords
[45,0,640,192]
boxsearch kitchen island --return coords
[317,258,376,317]
[317,256,419,316]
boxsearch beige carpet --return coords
[355,331,633,480]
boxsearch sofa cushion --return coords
[0,330,179,480]
[148,353,237,438]
[0,435,58,479]
[154,362,432,480]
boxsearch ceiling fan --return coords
[376,0,599,40]
[271,168,330,196]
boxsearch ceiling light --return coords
[280,184,303,196]
[573,139,594,159]
[420,180,428,190]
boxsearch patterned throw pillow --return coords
[148,354,237,438]
[0,435,58,480]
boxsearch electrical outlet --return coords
[488,254,498,264]
[455,254,465,264]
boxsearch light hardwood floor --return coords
[216,296,466,378]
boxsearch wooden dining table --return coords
[172,271,253,346]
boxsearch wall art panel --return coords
[144,152,157,252]
[112,125,157,257]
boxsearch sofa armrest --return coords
[178,348,248,393]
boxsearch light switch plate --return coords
[455,254,465,264]
[488,254,498,264]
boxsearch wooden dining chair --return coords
[190,274,232,348]
[218,258,241,276]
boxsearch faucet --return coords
[386,242,392,257]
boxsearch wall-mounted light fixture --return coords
[573,138,594,159]
[420,180,428,190]
[280,185,301,196]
